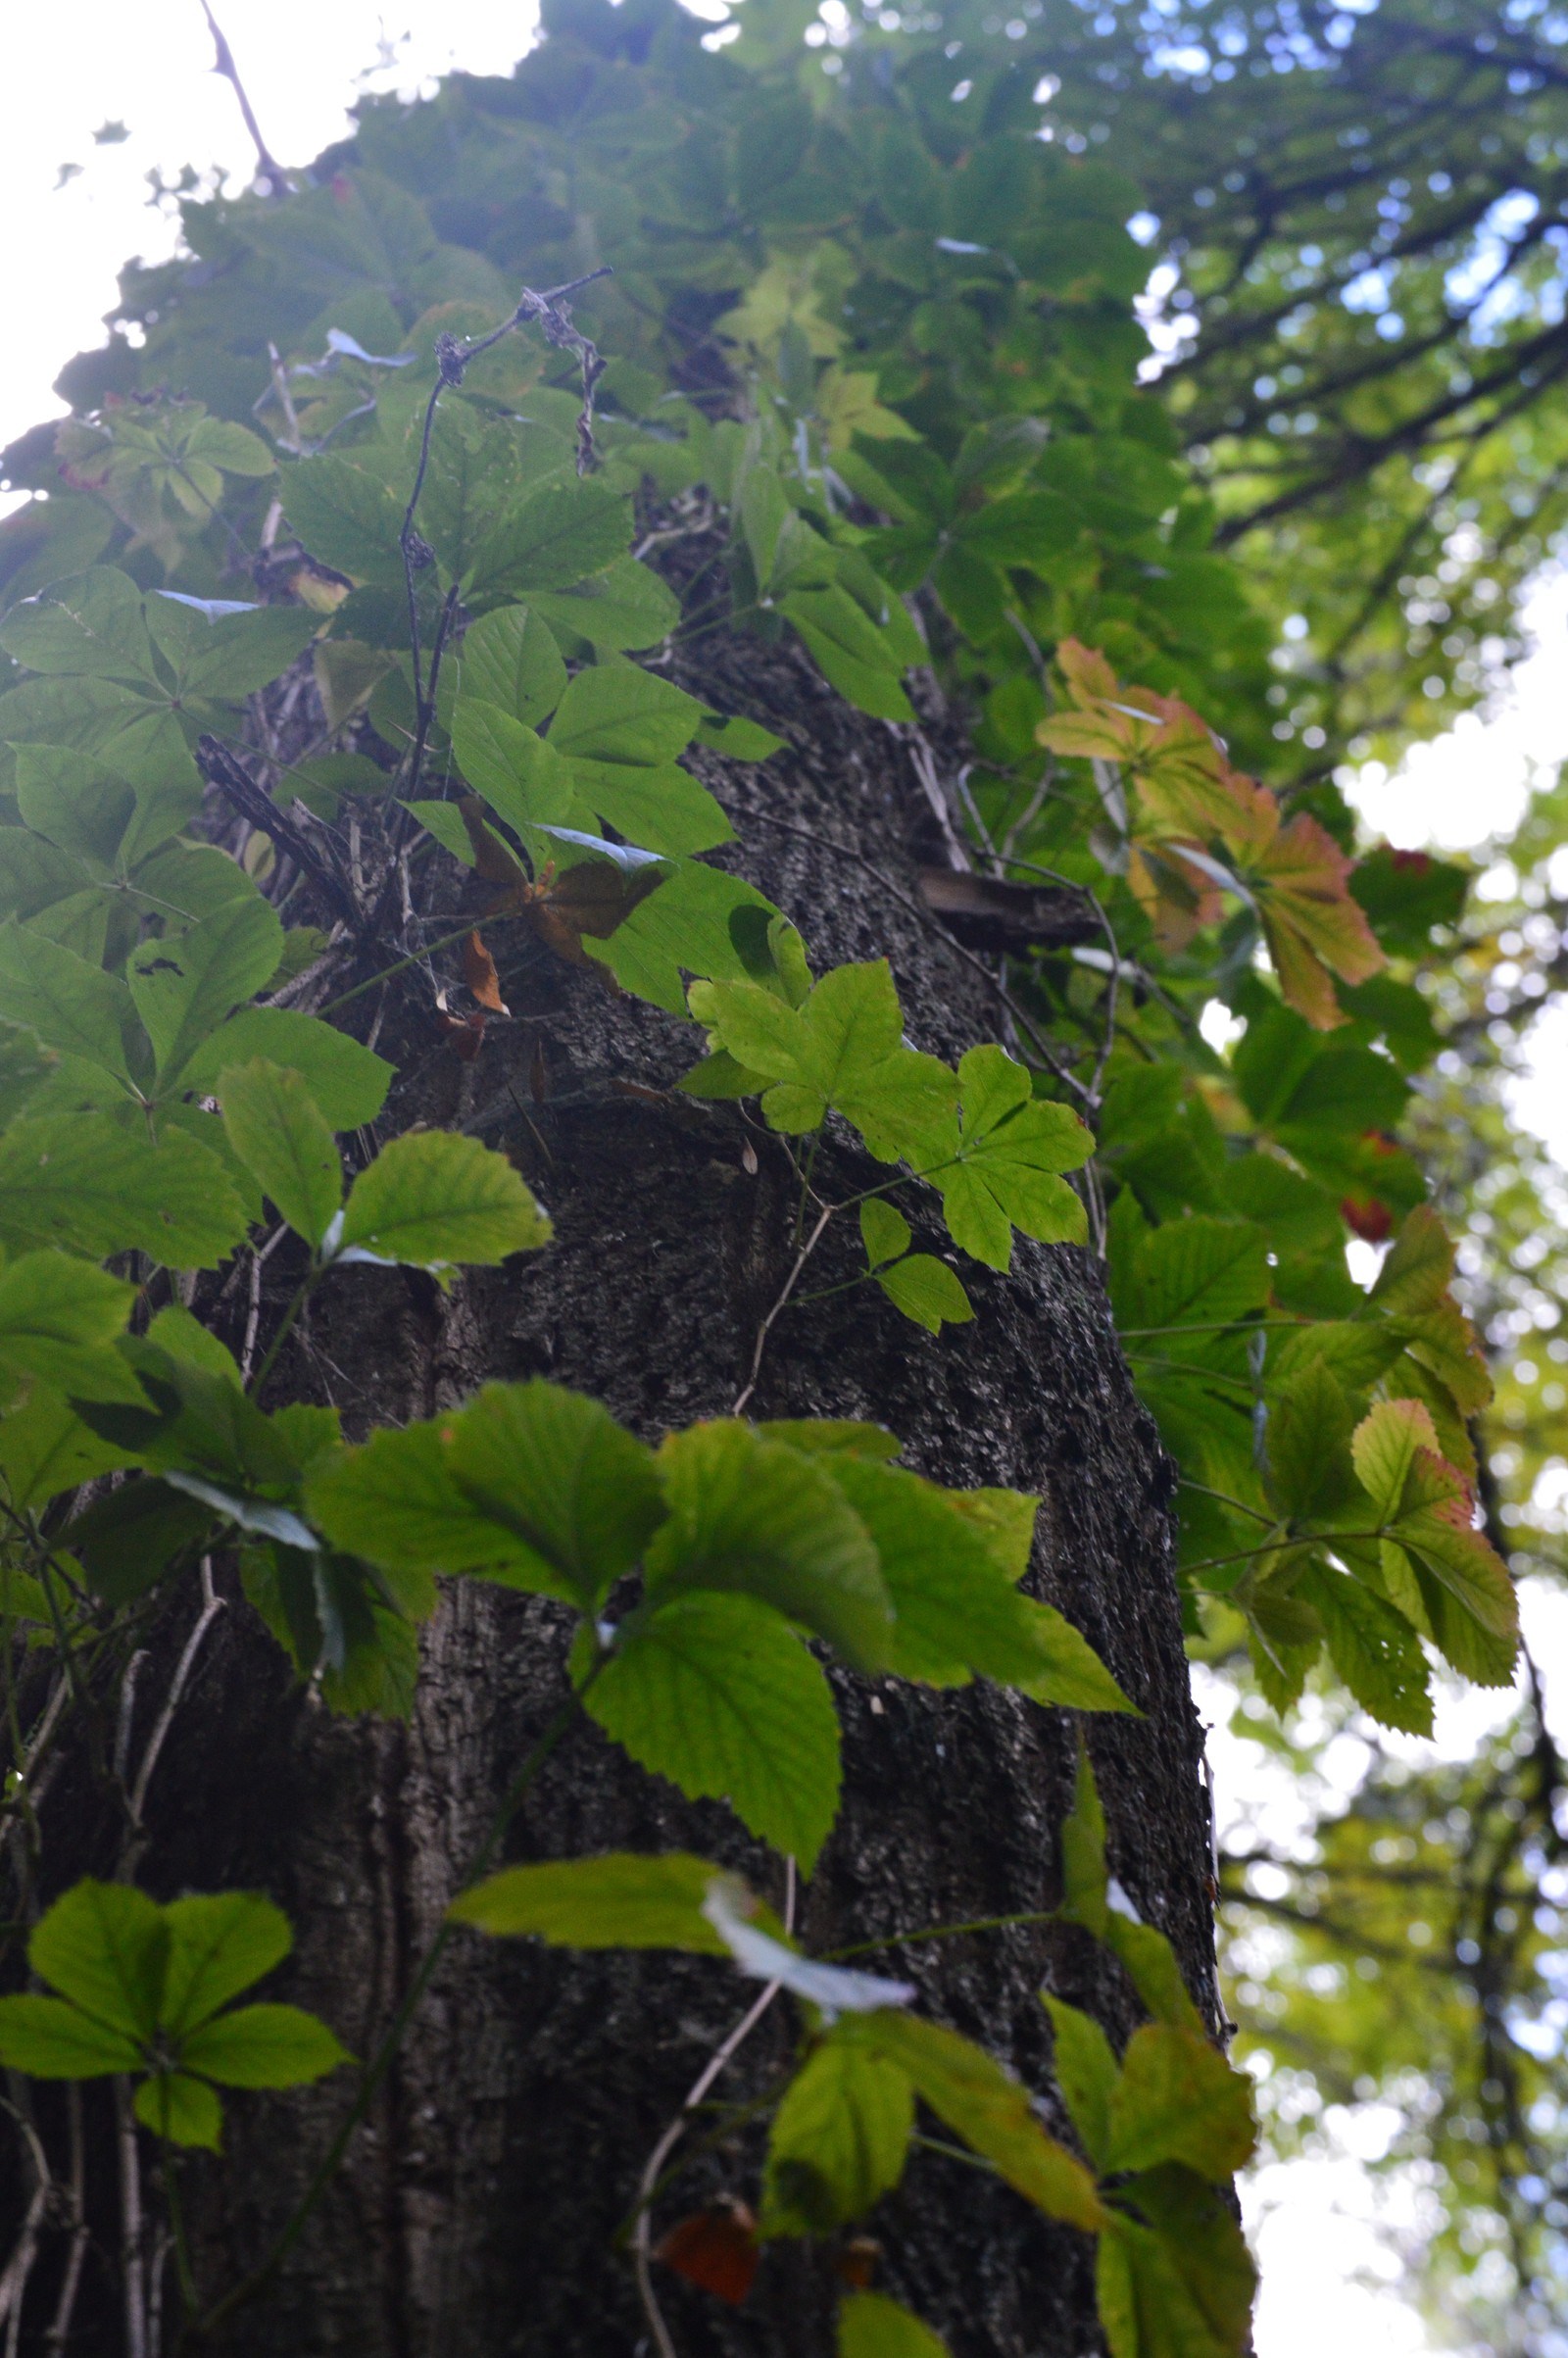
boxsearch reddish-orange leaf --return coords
[835,2237,882,2290]
[656,2204,759,2305]
[1341,1196,1393,1244]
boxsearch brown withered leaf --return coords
[459,796,530,895]
[656,2202,759,2305]
[463,930,509,1014]
[435,1007,488,1062]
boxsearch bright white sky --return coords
[3,15,1566,2356]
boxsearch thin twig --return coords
[200,3,287,195]
[733,1204,834,1416]
[43,2088,88,2356]
[118,2078,148,2358]
[631,1861,798,2358]
[129,1571,225,1827]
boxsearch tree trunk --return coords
[84,621,1216,2356]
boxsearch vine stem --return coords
[184,1676,597,2346]
[732,1202,834,1416]
[630,1860,797,2358]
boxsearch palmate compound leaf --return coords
[845,2011,1106,2234]
[0,1879,348,2147]
[307,1380,665,1612]
[689,960,957,1161]
[587,1590,843,1866]
[760,2030,914,2235]
[838,2294,951,2358]
[920,1046,1094,1271]
[220,1058,342,1249]
[645,1419,896,1672]
[825,1455,1133,1711]
[448,1851,737,1953]
[335,1128,551,1275]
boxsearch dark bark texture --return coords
[30,625,1219,2357]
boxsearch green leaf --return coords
[440,603,567,728]
[826,1457,1131,1709]
[449,1850,734,1953]
[180,2002,349,2087]
[29,1879,168,2039]
[860,1199,911,1270]
[0,921,135,1086]
[1104,1919,1206,2040]
[145,597,318,700]
[762,2034,913,2234]
[0,1252,137,1404]
[1102,2024,1255,2181]
[0,567,157,680]
[337,1130,551,1273]
[1298,1564,1433,1736]
[128,892,284,1084]
[282,456,406,586]
[220,1059,342,1248]
[928,1048,1094,1270]
[440,1379,666,1607]
[526,554,681,651]
[307,1421,545,1591]
[0,1994,141,2077]
[549,663,703,766]
[1057,1744,1110,1938]
[566,760,732,858]
[1112,1217,1271,1335]
[158,1891,293,2038]
[646,1420,895,1671]
[875,1254,974,1334]
[848,2011,1105,2232]
[1263,1356,1358,1522]
[1098,2168,1255,2358]
[838,2294,951,2358]
[590,860,781,1013]
[182,1005,394,1129]
[780,587,914,720]
[589,1591,842,1867]
[0,1112,249,1269]
[1042,1994,1118,2170]
[466,480,629,600]
[693,960,956,1155]
[0,1383,138,1509]
[452,698,576,832]
[134,2071,223,2150]
[66,1475,218,1603]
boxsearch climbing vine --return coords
[0,2,1519,2350]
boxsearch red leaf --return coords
[1342,1197,1393,1244]
[656,2204,759,2305]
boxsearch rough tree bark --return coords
[39,612,1219,2357]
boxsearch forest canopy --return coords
[0,1,1562,2352]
